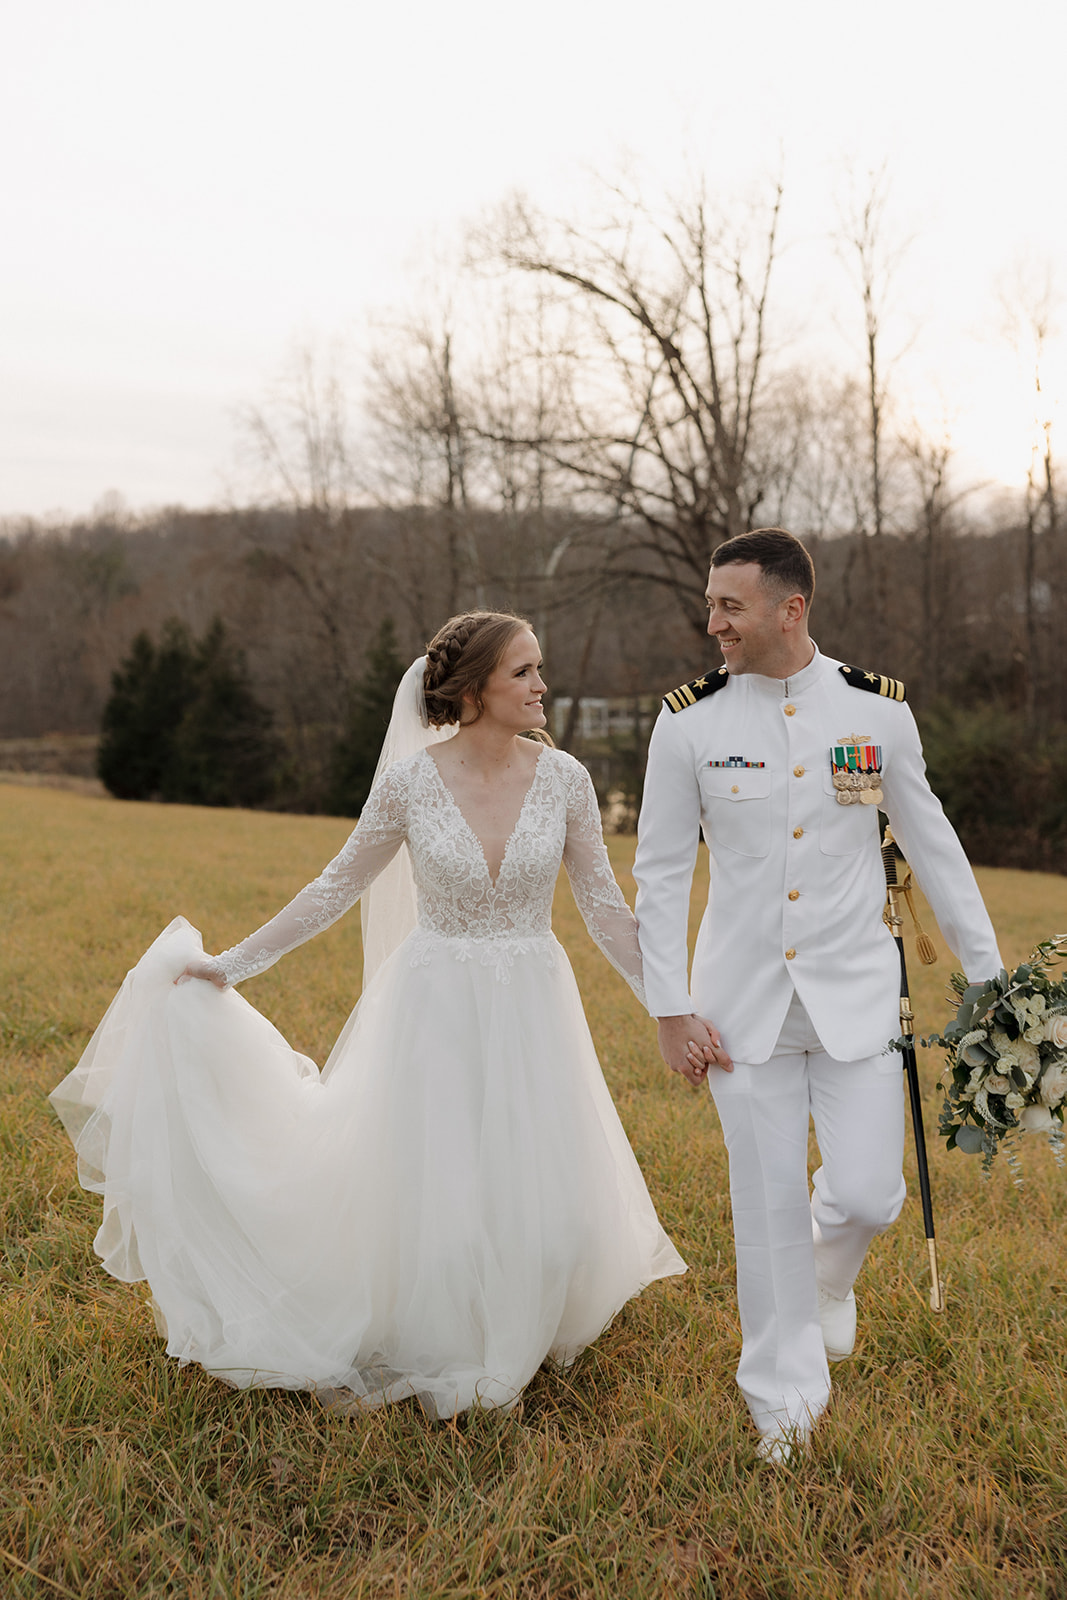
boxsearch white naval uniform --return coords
[633,645,1001,1442]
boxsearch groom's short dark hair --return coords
[710,528,815,605]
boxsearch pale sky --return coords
[2,0,1064,518]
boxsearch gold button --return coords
[784,704,796,716]
[793,827,803,839]
[793,765,804,777]
[788,890,800,901]
[785,948,796,960]
[731,784,739,793]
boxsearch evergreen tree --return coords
[329,617,406,815]
[98,618,280,806]
[163,620,281,807]
[97,621,199,799]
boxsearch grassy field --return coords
[2,782,1066,1600]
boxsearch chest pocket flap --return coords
[700,766,772,801]
[698,764,772,857]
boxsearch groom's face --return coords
[705,561,794,677]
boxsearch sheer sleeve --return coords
[212,766,408,987]
[560,755,647,1012]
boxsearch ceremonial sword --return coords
[881,826,945,1313]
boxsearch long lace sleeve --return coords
[212,766,409,986]
[560,755,647,1011]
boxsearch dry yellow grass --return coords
[2,783,1066,1600]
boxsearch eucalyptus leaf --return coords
[960,1042,992,1068]
[1011,1064,1028,1088]
[955,1124,986,1154]
[962,984,987,1004]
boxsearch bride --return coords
[52,610,685,1418]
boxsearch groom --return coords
[633,527,1001,1460]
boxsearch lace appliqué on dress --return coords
[407,928,559,984]
[212,746,646,1009]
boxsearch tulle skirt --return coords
[51,918,685,1417]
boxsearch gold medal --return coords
[837,790,855,806]
[832,772,850,791]
[858,788,878,804]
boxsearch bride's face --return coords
[475,628,547,733]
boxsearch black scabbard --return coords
[882,829,944,1312]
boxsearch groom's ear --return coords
[780,593,806,630]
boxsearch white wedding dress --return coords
[52,744,685,1417]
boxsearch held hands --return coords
[657,1014,733,1087]
[175,959,227,989]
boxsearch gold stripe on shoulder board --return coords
[838,664,907,703]
[663,666,730,713]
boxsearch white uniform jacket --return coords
[633,646,1002,1063]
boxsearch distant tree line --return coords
[1,501,1065,868]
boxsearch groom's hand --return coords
[657,1014,733,1086]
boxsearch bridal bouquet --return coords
[932,935,1067,1173]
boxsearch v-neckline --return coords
[423,744,547,889]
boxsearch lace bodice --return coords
[214,747,646,1007]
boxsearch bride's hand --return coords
[175,959,227,989]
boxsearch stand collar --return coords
[745,643,824,700]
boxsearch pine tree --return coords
[163,620,281,807]
[98,618,280,807]
[329,617,407,815]
[97,622,199,799]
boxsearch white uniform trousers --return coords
[708,991,906,1441]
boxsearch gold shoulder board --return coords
[663,666,730,713]
[838,664,907,703]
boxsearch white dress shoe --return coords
[817,1286,856,1360]
[755,1434,795,1465]
[755,1426,809,1466]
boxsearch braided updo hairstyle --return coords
[423,611,539,729]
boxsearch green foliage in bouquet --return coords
[928,936,1067,1174]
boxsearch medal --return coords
[830,736,884,808]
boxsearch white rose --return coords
[1012,993,1046,1027]
[1038,1063,1067,1107]
[1005,1092,1026,1110]
[1017,1039,1042,1079]
[1019,1103,1054,1131]
[1042,1014,1067,1049]
[989,1031,1040,1083]
[985,1074,1011,1094]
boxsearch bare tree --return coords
[236,343,366,715]
[482,173,786,632]
[365,311,487,615]
[834,165,913,540]
[900,425,974,701]
[999,261,1062,722]
[364,280,605,668]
